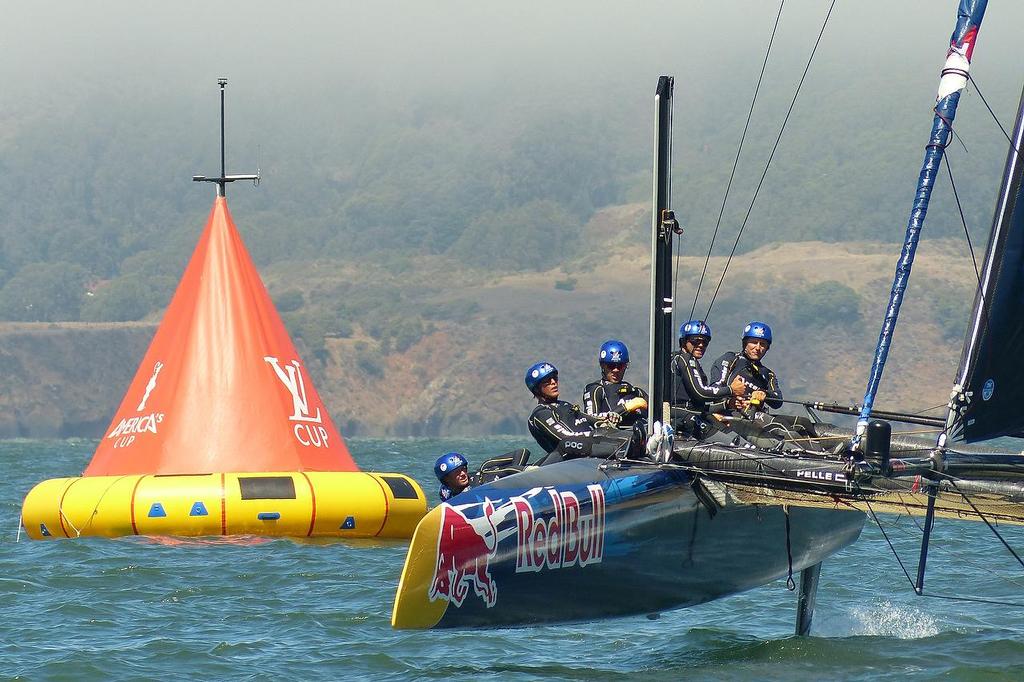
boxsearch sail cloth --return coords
[951,85,1024,443]
[84,198,358,476]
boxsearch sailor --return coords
[582,340,649,428]
[434,452,472,502]
[526,361,602,461]
[710,321,783,413]
[710,322,806,449]
[670,320,746,438]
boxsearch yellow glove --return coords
[623,397,648,413]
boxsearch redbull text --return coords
[514,484,606,573]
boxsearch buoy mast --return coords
[192,78,260,197]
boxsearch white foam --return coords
[819,600,943,639]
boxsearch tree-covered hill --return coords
[1,2,1021,438]
[0,229,979,439]
[2,1,1022,332]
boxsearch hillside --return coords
[0,204,978,439]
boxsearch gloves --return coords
[645,420,675,464]
[623,397,648,413]
[594,412,622,427]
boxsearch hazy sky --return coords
[6,2,1022,111]
[2,1,1023,231]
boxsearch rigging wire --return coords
[944,153,983,286]
[861,494,919,591]
[880,500,1024,589]
[940,97,1024,409]
[686,0,786,321]
[916,592,1024,608]
[949,479,1024,570]
[704,0,838,320]
[942,151,994,374]
[857,475,1024,604]
[968,73,1015,148]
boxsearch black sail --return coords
[952,85,1024,442]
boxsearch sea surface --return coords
[2,437,1024,681]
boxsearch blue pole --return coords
[858,0,988,434]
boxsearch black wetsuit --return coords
[670,348,734,438]
[671,349,734,413]
[528,399,645,463]
[710,351,783,410]
[582,380,648,428]
[528,400,600,456]
[711,350,807,450]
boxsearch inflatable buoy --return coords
[22,470,426,540]
[21,194,431,541]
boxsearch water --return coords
[3,438,1024,680]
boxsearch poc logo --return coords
[564,440,584,450]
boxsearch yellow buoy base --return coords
[21,471,426,540]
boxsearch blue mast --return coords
[857,0,988,435]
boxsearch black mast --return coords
[193,78,260,197]
[648,76,678,425]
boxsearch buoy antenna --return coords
[192,78,260,197]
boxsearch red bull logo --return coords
[513,484,605,573]
[428,500,498,608]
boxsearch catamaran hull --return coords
[392,457,864,629]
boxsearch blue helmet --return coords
[599,340,629,365]
[680,319,712,341]
[742,321,772,344]
[434,452,469,482]
[525,361,558,393]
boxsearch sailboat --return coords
[392,0,1024,630]
[20,81,427,541]
[389,76,866,631]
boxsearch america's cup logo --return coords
[107,360,165,447]
[136,361,163,411]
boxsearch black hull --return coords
[392,457,864,629]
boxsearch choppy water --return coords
[2,438,1024,680]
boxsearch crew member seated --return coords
[710,321,782,413]
[526,361,646,464]
[670,320,746,439]
[710,321,809,450]
[583,340,648,428]
[434,452,472,502]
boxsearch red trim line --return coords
[369,474,390,537]
[129,476,145,535]
[300,471,317,537]
[57,478,82,538]
[220,473,227,535]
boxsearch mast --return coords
[649,76,678,423]
[193,78,260,197]
[857,0,988,435]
